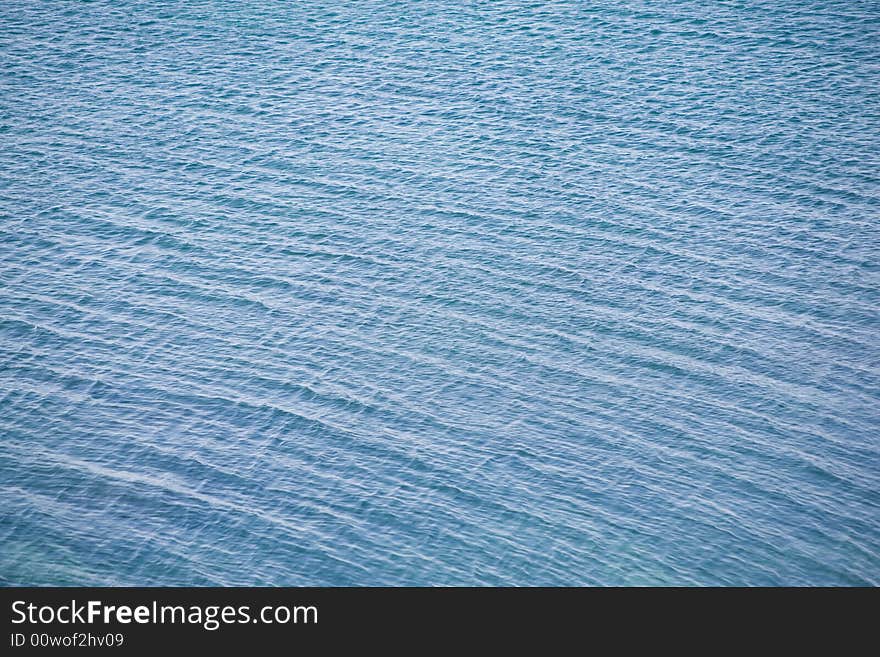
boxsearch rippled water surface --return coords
[1,1,879,586]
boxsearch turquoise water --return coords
[1,0,878,586]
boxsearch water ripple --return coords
[1,0,878,585]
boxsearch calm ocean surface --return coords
[1,1,878,586]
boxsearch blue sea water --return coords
[1,0,878,586]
